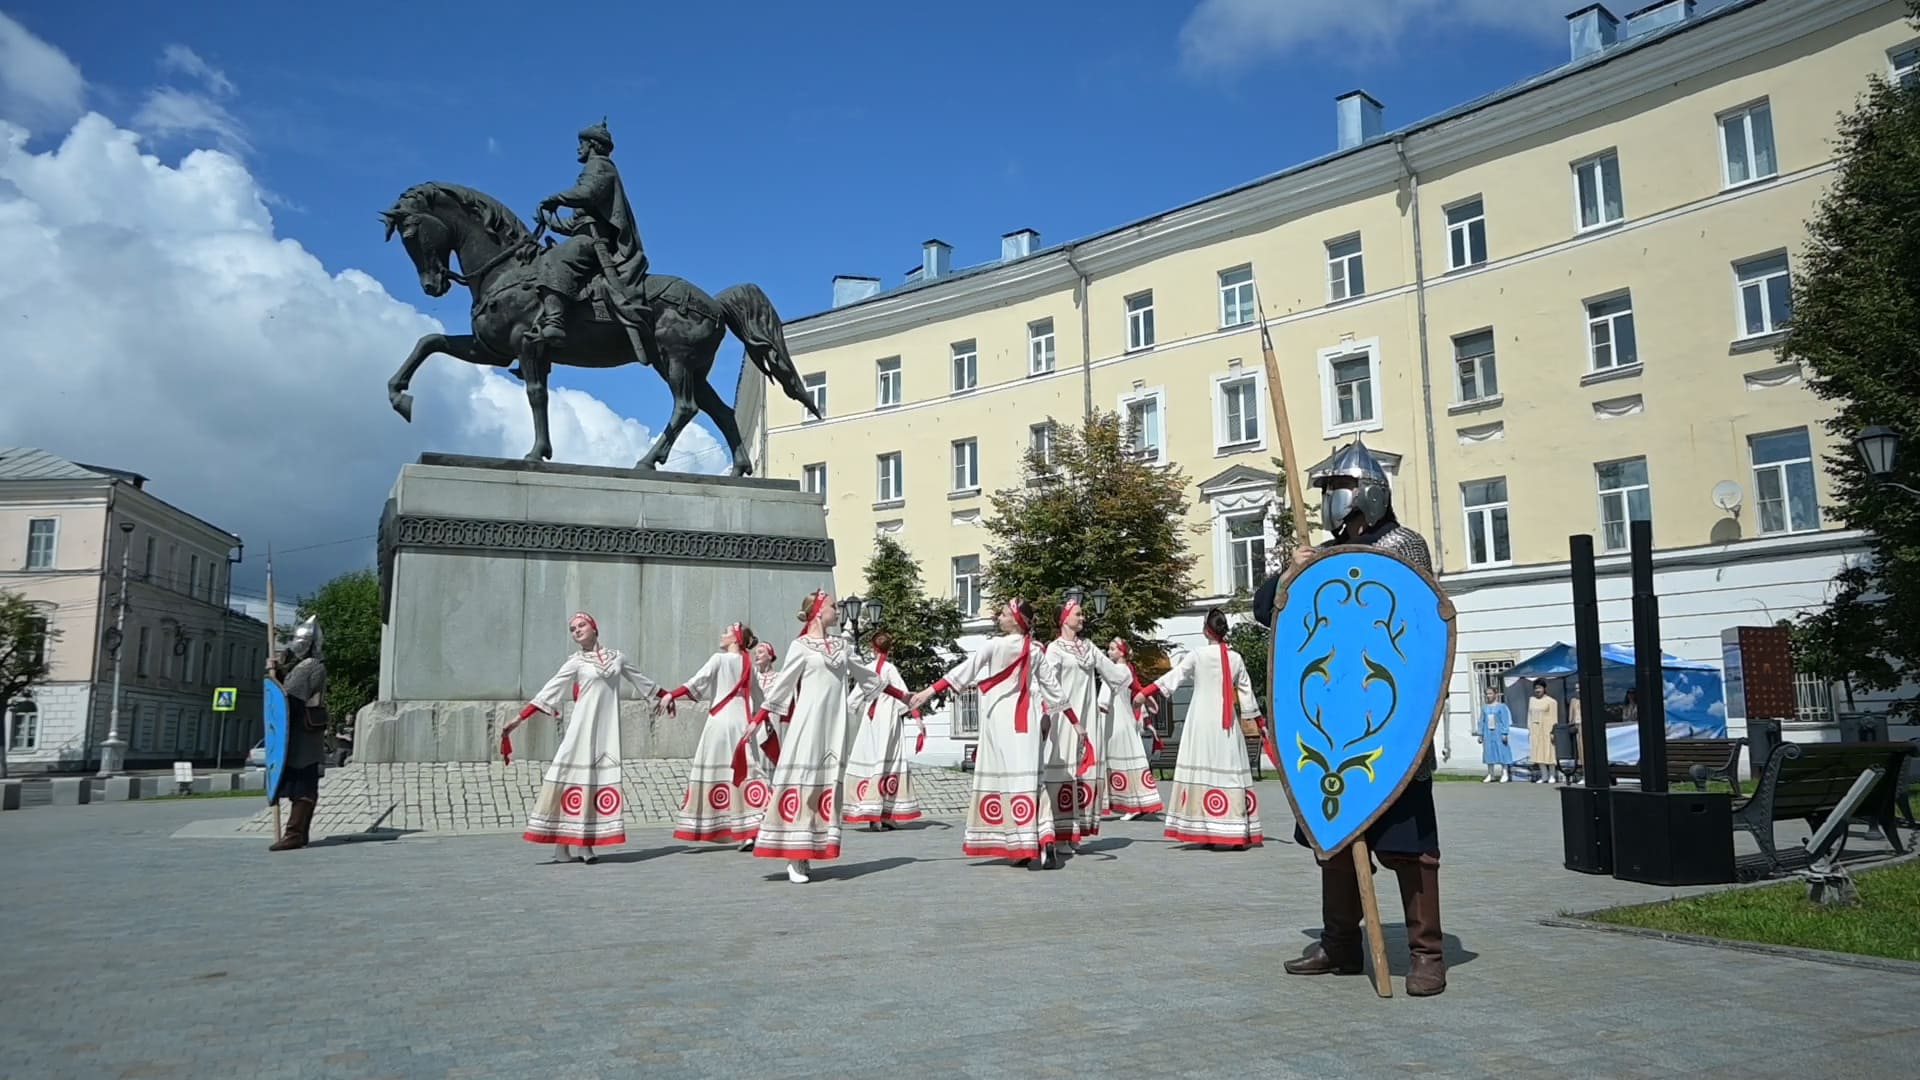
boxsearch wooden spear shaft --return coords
[1251,277,1393,999]
[266,550,281,844]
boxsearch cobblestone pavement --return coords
[2,784,1916,1079]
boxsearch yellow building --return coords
[736,0,1919,762]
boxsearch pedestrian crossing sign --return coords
[212,687,238,712]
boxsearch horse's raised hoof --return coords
[390,391,415,423]
[632,459,658,472]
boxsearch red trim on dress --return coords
[1163,827,1264,847]
[750,841,842,860]
[522,829,627,847]
[841,809,924,824]
[672,824,758,843]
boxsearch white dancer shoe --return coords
[786,860,810,884]
[1482,773,1495,783]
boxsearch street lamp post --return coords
[98,521,135,776]
[1853,426,1918,497]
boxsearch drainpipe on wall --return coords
[1064,248,1094,423]
[84,484,119,771]
[1394,137,1447,573]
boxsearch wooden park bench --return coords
[1148,733,1266,781]
[1731,740,1916,874]
[1606,737,1746,795]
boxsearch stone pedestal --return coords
[359,454,834,764]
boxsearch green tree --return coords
[0,590,59,779]
[981,410,1199,666]
[295,570,380,734]
[1789,12,1920,717]
[859,534,964,697]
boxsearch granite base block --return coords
[355,699,701,764]
[48,777,90,806]
[101,776,136,801]
[0,780,19,811]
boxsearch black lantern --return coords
[865,596,885,629]
[1091,587,1110,618]
[1853,426,1901,480]
[841,594,865,628]
[1063,586,1086,614]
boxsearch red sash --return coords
[977,637,1034,733]
[710,654,751,717]
[1218,642,1235,731]
[866,653,889,719]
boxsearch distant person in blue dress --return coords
[1476,688,1513,783]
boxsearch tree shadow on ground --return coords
[306,828,415,847]
[758,856,918,883]
[1290,927,1481,973]
[585,844,687,864]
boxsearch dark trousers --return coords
[279,763,320,802]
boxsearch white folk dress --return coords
[1095,658,1165,817]
[520,647,658,849]
[843,657,922,824]
[938,633,1072,861]
[753,635,890,862]
[1152,642,1264,848]
[671,651,770,843]
[1044,639,1130,841]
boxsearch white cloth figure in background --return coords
[1140,608,1269,850]
[1096,638,1165,820]
[1044,598,1130,844]
[664,622,769,849]
[912,598,1075,870]
[842,630,927,829]
[504,611,663,863]
[747,591,907,884]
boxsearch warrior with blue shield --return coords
[265,615,327,852]
[1253,439,1447,997]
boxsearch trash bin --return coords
[1836,713,1888,742]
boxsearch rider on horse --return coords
[534,119,655,357]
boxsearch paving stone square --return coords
[2,781,1916,1079]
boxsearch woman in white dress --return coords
[663,623,768,850]
[1097,638,1165,820]
[1137,609,1266,850]
[910,598,1074,870]
[747,591,906,884]
[502,612,664,863]
[1044,598,1130,845]
[843,630,928,830]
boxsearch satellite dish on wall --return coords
[1711,480,1743,513]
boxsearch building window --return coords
[876,357,902,409]
[802,462,827,497]
[1471,659,1515,703]
[1327,352,1377,431]
[184,636,199,684]
[23,615,48,668]
[1452,330,1498,403]
[1218,266,1255,327]
[188,554,200,599]
[951,340,977,393]
[1125,291,1156,351]
[25,518,57,570]
[1462,478,1512,568]
[1225,512,1267,594]
[952,554,982,617]
[1894,44,1919,87]
[876,452,903,504]
[1596,457,1651,552]
[136,625,151,678]
[1326,235,1365,302]
[1573,152,1624,231]
[802,372,827,420]
[1028,318,1056,375]
[5,699,37,752]
[142,535,156,580]
[1735,253,1792,338]
[951,438,979,493]
[1751,428,1819,535]
[1445,197,1487,270]
[1213,371,1262,451]
[1586,293,1638,371]
[202,642,215,687]
[1028,422,1055,471]
[953,689,981,736]
[1719,100,1778,188]
[1121,390,1164,463]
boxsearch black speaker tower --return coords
[1560,534,1613,874]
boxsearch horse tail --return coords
[716,283,819,420]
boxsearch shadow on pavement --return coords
[1290,927,1481,973]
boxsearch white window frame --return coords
[1750,427,1820,536]
[25,517,58,571]
[1461,477,1512,569]
[950,438,980,494]
[950,340,978,394]
[952,555,982,617]
[1224,510,1269,595]
[1472,658,1516,704]
[1210,369,1266,453]
[1718,99,1778,189]
[952,688,981,736]
[875,356,903,410]
[802,462,827,497]
[1125,291,1156,352]
[1451,329,1499,405]
[1445,197,1487,271]
[1207,483,1278,596]
[1218,265,1255,328]
[1028,318,1056,376]
[1893,42,1919,87]
[801,372,827,421]
[876,452,904,504]
[6,698,37,752]
[1585,291,1639,372]
[1572,151,1624,232]
[1318,339,1383,438]
[1734,252,1792,339]
[1326,234,1365,303]
[1028,421,1056,471]
[1595,457,1652,553]
[1117,386,1167,464]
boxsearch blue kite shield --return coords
[1268,545,1457,859]
[262,677,289,804]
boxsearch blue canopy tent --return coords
[1497,642,1726,765]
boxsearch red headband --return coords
[1060,599,1081,625]
[1112,639,1130,657]
[570,612,598,634]
[1009,599,1030,633]
[725,622,744,645]
[807,591,829,624]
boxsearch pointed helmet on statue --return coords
[577,118,614,154]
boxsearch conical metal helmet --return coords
[1314,437,1393,533]
[577,118,614,153]
[289,614,323,661]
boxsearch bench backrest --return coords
[1767,742,1914,817]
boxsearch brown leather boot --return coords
[1284,862,1365,976]
[270,798,315,851]
[1392,857,1447,996]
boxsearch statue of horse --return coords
[379,182,820,473]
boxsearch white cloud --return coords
[465,378,731,473]
[486,135,500,155]
[1178,0,1569,74]
[131,87,250,156]
[0,12,85,131]
[158,44,236,97]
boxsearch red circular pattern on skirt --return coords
[1009,793,1036,825]
[1141,768,1158,790]
[816,788,835,820]
[1246,788,1258,814]
[856,778,871,801]
[1203,788,1230,817]
[1053,785,1073,813]
[1110,770,1130,793]
[743,779,770,809]
[979,792,1005,826]
[707,785,731,811]
[778,787,802,823]
[561,786,586,816]
[595,787,622,816]
[878,773,901,797]
[1077,781,1096,808]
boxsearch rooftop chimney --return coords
[1001,229,1039,262]
[831,275,881,308]
[1335,91,1384,151]
[922,238,953,280]
[1567,5,1620,61]
[1624,0,1695,37]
